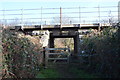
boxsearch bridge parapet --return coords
[12,23,111,31]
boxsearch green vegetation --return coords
[66,66,98,78]
[55,38,74,50]
[36,66,98,78]
[2,23,120,78]
[2,28,43,78]
[80,25,120,78]
[36,68,60,78]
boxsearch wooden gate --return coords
[43,48,71,68]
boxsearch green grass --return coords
[36,66,98,78]
[36,68,60,78]
[68,67,98,78]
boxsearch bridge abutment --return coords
[49,30,80,57]
[49,33,54,48]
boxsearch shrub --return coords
[2,28,43,78]
[80,27,120,78]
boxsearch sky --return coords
[0,0,120,25]
[1,0,119,9]
[0,0,119,2]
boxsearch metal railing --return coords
[0,6,118,26]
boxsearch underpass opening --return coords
[54,38,74,54]
[49,32,80,57]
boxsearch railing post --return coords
[3,9,5,26]
[45,21,46,25]
[79,6,81,23]
[41,7,43,25]
[70,20,72,24]
[98,5,101,31]
[118,1,120,23]
[60,7,62,28]
[21,8,24,26]
[98,5,100,23]
[67,48,71,63]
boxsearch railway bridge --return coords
[12,23,111,56]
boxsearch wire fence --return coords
[0,6,118,26]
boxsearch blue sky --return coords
[1,1,119,9]
[0,0,120,25]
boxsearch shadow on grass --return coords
[36,67,60,78]
[36,64,98,78]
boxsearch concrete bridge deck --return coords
[13,23,111,31]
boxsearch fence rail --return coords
[43,48,71,68]
[0,6,118,26]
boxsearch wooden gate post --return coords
[67,48,71,63]
[43,47,47,69]
[73,36,78,57]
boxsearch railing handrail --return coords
[45,48,70,51]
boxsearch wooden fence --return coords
[43,47,71,68]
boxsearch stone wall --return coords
[40,30,50,47]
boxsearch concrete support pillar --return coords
[73,32,79,57]
[76,32,80,55]
[98,23,101,31]
[49,33,54,48]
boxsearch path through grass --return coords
[36,64,98,78]
[36,68,60,78]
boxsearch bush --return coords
[2,28,43,78]
[80,27,120,78]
